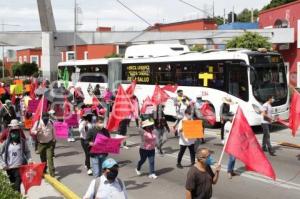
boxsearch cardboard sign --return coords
[91,134,124,154]
[25,84,31,92]
[64,114,79,127]
[14,79,23,85]
[54,122,68,139]
[27,99,48,113]
[24,119,33,129]
[0,87,5,95]
[10,84,23,94]
[182,120,204,139]
[10,85,16,94]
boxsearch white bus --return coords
[58,45,289,126]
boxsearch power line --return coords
[115,0,152,26]
[178,0,211,18]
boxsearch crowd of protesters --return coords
[0,77,281,199]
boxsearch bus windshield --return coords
[249,54,288,105]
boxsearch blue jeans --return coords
[227,155,236,173]
[137,148,155,174]
[68,128,74,138]
[91,155,107,177]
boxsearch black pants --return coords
[177,144,195,165]
[220,122,225,140]
[7,168,22,192]
[262,123,273,152]
[119,119,130,146]
[81,138,91,169]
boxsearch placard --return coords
[25,84,31,92]
[90,134,124,154]
[54,122,68,139]
[126,65,150,83]
[182,120,204,139]
[27,99,48,113]
[64,114,79,127]
[24,119,33,129]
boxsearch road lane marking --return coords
[126,140,300,191]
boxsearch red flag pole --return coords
[217,107,238,165]
[38,95,45,128]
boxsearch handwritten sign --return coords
[64,114,79,127]
[182,120,204,139]
[10,85,16,94]
[91,134,124,154]
[14,79,23,85]
[25,84,31,92]
[27,99,48,113]
[126,65,150,83]
[54,122,68,139]
[0,87,5,95]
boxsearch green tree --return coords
[226,32,271,50]
[263,0,296,10]
[104,53,122,58]
[0,171,25,199]
[237,9,259,22]
[12,62,22,76]
[190,44,206,52]
[214,16,226,26]
[22,62,39,76]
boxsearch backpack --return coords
[93,177,123,199]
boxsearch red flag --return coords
[19,163,46,194]
[106,85,133,132]
[151,85,170,105]
[289,91,300,136]
[161,84,178,93]
[141,96,154,114]
[92,96,100,107]
[225,107,276,180]
[63,96,72,119]
[200,102,216,125]
[30,96,46,131]
[125,80,137,97]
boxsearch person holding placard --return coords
[87,116,110,177]
[176,108,195,169]
[135,119,157,179]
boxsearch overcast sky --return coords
[0,0,271,31]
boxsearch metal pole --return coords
[2,22,4,79]
[74,0,77,64]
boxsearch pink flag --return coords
[54,122,68,139]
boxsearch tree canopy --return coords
[12,62,39,77]
[237,9,259,22]
[226,32,271,50]
[262,0,297,10]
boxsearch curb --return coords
[278,142,300,149]
[44,174,81,199]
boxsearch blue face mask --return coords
[205,155,215,166]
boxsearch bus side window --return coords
[174,62,195,86]
[154,63,174,85]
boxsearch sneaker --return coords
[176,164,183,169]
[221,140,225,145]
[228,172,233,179]
[135,168,141,176]
[148,174,158,179]
[67,138,72,142]
[87,169,93,175]
[123,146,129,149]
[159,149,164,155]
[71,138,76,142]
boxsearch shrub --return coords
[0,170,25,199]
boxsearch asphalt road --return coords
[30,123,300,199]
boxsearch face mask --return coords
[106,168,118,181]
[205,155,215,166]
[197,98,202,101]
[10,132,20,143]
[271,98,275,103]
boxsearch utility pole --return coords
[251,8,254,23]
[223,9,226,24]
[0,20,20,79]
[212,0,215,18]
[74,0,77,63]
[232,6,235,23]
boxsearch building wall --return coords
[259,1,300,86]
[16,49,42,67]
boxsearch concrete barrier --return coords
[44,174,81,199]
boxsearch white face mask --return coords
[271,98,275,103]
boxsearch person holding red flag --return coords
[261,96,276,156]
[0,120,32,192]
[225,107,276,180]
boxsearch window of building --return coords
[66,51,75,61]
[23,56,27,63]
[18,56,22,63]
[30,55,39,65]
[84,51,88,60]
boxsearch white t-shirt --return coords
[261,102,272,124]
[83,175,128,199]
[224,121,233,141]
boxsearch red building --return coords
[146,18,217,31]
[259,0,300,87]
[16,48,42,67]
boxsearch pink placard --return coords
[27,99,48,113]
[64,114,79,127]
[91,134,124,154]
[54,122,68,139]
